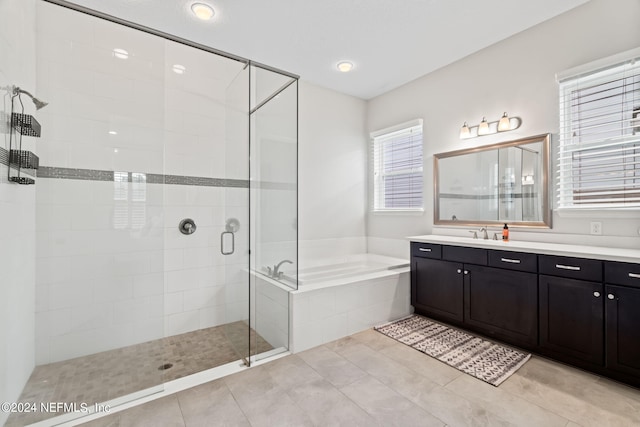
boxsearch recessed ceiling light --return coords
[337,61,354,73]
[114,148,119,153]
[191,3,215,20]
[172,64,187,74]
[108,130,118,135]
[112,48,129,59]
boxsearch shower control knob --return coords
[179,218,197,235]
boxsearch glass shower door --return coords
[223,63,251,365]
[249,65,298,362]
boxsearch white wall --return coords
[298,81,368,263]
[367,0,640,257]
[0,0,36,424]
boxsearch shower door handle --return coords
[221,231,235,255]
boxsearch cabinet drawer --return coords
[539,255,602,282]
[488,250,537,273]
[443,245,487,265]
[411,242,442,259]
[605,261,640,288]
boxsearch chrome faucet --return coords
[479,227,489,240]
[271,259,293,279]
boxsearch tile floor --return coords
[6,322,271,426]
[77,328,640,427]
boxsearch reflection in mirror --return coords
[434,134,551,227]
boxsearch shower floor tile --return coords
[5,321,271,427]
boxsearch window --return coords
[371,119,423,211]
[557,48,640,209]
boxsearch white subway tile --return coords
[133,272,164,297]
[198,306,226,329]
[165,292,183,315]
[166,311,199,337]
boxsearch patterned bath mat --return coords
[375,315,531,386]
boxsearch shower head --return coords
[13,86,49,110]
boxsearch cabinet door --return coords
[412,257,463,322]
[464,265,538,346]
[606,285,640,377]
[539,275,604,365]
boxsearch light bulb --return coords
[460,122,470,139]
[478,117,490,135]
[337,61,354,72]
[191,3,215,20]
[498,112,511,132]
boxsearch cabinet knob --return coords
[608,294,615,300]
[457,269,462,274]
[593,291,600,298]
[464,270,469,275]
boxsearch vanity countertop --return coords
[408,234,640,264]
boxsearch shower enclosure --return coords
[1,1,297,425]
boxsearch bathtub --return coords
[284,253,409,290]
[287,253,411,353]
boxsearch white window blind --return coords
[558,49,640,209]
[371,120,423,211]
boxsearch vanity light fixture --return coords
[191,3,215,20]
[337,61,354,72]
[459,112,522,139]
[112,48,129,59]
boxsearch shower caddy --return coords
[6,86,42,185]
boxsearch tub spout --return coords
[273,259,293,278]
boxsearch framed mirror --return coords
[434,134,551,228]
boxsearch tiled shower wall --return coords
[0,0,37,423]
[34,2,249,364]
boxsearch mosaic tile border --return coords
[36,166,275,189]
[9,163,295,190]
[440,193,536,200]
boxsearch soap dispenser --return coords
[502,223,509,241]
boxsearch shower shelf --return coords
[9,176,35,185]
[11,112,41,137]
[10,149,39,170]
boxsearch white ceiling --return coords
[63,0,590,100]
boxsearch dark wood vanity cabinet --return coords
[410,241,640,388]
[538,255,604,366]
[411,243,463,322]
[412,257,463,322]
[465,265,538,347]
[604,262,640,379]
[538,274,604,366]
[411,243,538,347]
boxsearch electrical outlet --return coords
[590,222,602,235]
